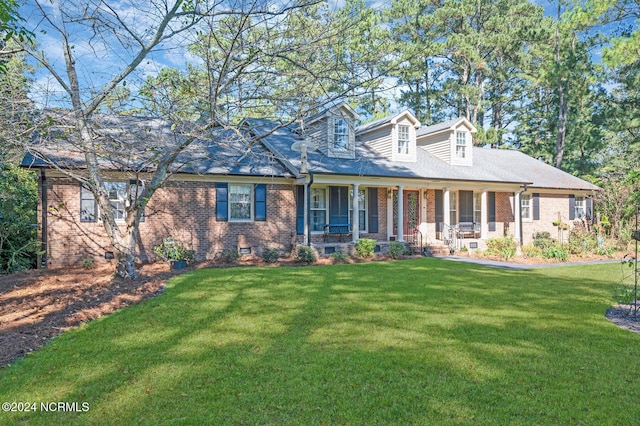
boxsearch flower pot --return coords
[170,259,187,270]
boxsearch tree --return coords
[21,0,369,279]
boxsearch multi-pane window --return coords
[105,182,127,221]
[349,189,367,232]
[397,125,410,155]
[456,131,467,159]
[334,118,348,150]
[474,192,481,223]
[449,191,457,225]
[229,184,252,221]
[575,196,585,219]
[521,194,532,220]
[310,188,327,231]
[80,186,98,222]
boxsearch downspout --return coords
[40,168,48,268]
[306,172,314,246]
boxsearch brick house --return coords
[22,105,600,268]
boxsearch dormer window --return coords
[333,118,348,150]
[456,131,467,159]
[398,125,410,155]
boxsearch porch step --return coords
[426,243,454,256]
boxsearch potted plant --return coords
[154,237,195,270]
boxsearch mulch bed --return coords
[1,256,638,368]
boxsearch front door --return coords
[393,190,419,236]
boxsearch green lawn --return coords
[1,258,639,425]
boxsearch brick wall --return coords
[522,193,570,245]
[44,178,297,268]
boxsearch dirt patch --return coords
[1,254,638,368]
[605,305,640,335]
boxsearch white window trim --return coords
[575,196,585,219]
[473,192,481,224]
[310,187,328,233]
[449,190,458,225]
[456,131,467,159]
[105,181,127,222]
[333,118,349,151]
[521,194,532,222]
[228,183,254,222]
[397,124,410,155]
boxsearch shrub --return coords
[614,284,637,305]
[81,257,94,269]
[485,236,517,260]
[219,248,240,263]
[154,238,196,263]
[389,241,409,259]
[522,244,542,258]
[262,247,280,264]
[330,252,350,263]
[355,238,376,258]
[532,232,555,250]
[295,246,316,264]
[542,245,569,261]
[568,229,597,255]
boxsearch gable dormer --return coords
[356,110,421,163]
[300,102,359,159]
[416,117,476,166]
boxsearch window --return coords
[456,131,466,159]
[80,185,98,222]
[105,182,127,221]
[397,125,410,155]
[521,194,532,220]
[229,184,252,221]
[449,191,457,225]
[310,188,327,231]
[473,192,481,224]
[575,196,585,219]
[334,118,348,150]
[349,189,367,232]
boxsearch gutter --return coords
[40,168,48,268]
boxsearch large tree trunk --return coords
[554,2,567,169]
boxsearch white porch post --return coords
[304,182,309,245]
[352,183,359,243]
[443,187,451,230]
[514,191,521,244]
[397,185,404,242]
[481,189,488,239]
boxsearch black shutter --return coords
[329,186,349,224]
[368,188,378,233]
[80,184,97,223]
[216,183,228,221]
[296,186,305,235]
[255,184,266,221]
[488,192,496,231]
[586,197,593,220]
[435,190,444,233]
[569,194,575,220]
[130,180,145,222]
[533,193,540,220]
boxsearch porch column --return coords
[480,189,488,239]
[352,183,359,243]
[514,191,521,244]
[304,182,309,245]
[397,185,404,242]
[443,187,450,230]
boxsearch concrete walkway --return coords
[433,255,622,270]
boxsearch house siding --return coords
[417,133,451,163]
[43,177,297,268]
[360,126,392,158]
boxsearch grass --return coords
[1,258,639,425]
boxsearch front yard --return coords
[1,259,639,425]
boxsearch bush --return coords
[262,247,280,264]
[568,229,597,255]
[532,232,555,249]
[295,246,316,264]
[355,238,376,258]
[330,252,350,263]
[219,248,240,263]
[81,257,95,269]
[485,236,517,260]
[542,245,569,261]
[522,244,542,258]
[154,237,196,263]
[389,241,409,259]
